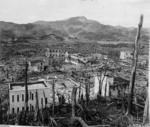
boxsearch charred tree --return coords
[78,78,81,102]
[127,15,143,115]
[85,75,90,106]
[71,87,78,117]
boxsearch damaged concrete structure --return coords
[9,80,51,114]
[93,74,129,98]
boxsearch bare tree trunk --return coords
[24,61,28,124]
[79,79,81,102]
[7,100,10,124]
[127,15,143,115]
[34,90,39,121]
[143,95,149,124]
[40,109,44,125]
[85,78,90,106]
[88,80,90,102]
[52,78,55,117]
[99,70,106,96]
[71,87,78,117]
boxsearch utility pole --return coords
[127,15,143,115]
[24,61,28,124]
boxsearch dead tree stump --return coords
[71,87,78,117]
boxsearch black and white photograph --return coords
[0,0,149,126]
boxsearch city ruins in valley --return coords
[0,12,149,127]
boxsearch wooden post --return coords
[24,61,28,124]
[52,78,55,117]
[71,87,78,117]
[127,15,143,115]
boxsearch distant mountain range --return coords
[0,16,149,42]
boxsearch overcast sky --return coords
[0,0,149,27]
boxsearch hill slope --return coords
[0,16,149,42]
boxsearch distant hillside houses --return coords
[138,58,148,68]
[28,59,44,72]
[0,64,5,70]
[65,51,92,65]
[65,52,110,66]
[91,53,102,59]
[120,51,133,60]
[91,53,108,60]
[45,48,65,58]
[49,49,62,57]
[0,64,5,77]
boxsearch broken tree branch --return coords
[72,117,110,127]
[132,102,144,109]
